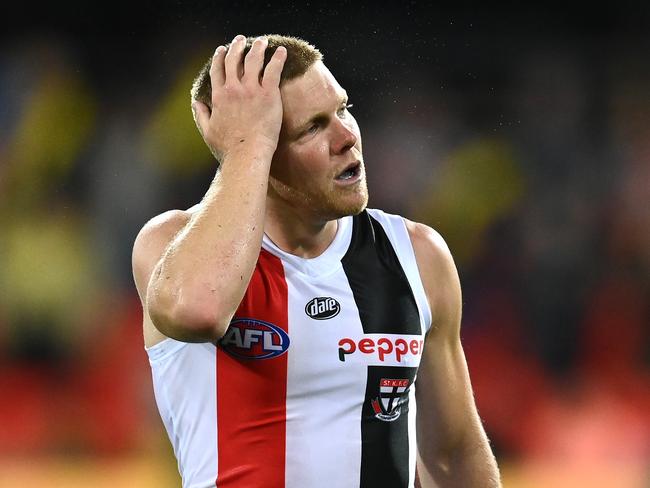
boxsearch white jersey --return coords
[146,209,432,488]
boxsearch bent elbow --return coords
[170,306,230,342]
[147,289,230,342]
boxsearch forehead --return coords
[280,61,346,128]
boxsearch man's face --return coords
[269,61,368,221]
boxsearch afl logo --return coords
[219,318,290,360]
[305,297,341,320]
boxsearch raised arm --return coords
[407,221,501,488]
[132,35,287,343]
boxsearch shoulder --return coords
[404,219,457,290]
[403,219,462,335]
[366,209,456,288]
[131,208,194,299]
[403,219,453,265]
[132,208,193,259]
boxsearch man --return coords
[132,34,501,488]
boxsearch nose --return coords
[331,118,358,155]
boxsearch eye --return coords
[338,103,353,116]
[306,123,319,134]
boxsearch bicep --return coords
[407,221,483,470]
[415,235,471,452]
[131,211,189,345]
[416,333,478,457]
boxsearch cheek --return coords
[295,142,331,174]
[270,149,316,184]
[271,138,333,184]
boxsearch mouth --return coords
[335,161,362,183]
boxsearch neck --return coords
[264,198,339,259]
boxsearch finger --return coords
[224,34,246,82]
[243,36,268,84]
[261,46,287,88]
[209,45,226,87]
[192,101,211,136]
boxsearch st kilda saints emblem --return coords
[371,378,411,421]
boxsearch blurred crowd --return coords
[0,10,648,486]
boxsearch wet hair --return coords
[190,34,323,109]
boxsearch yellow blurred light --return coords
[414,137,525,265]
[142,54,215,174]
[6,69,96,204]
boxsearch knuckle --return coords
[222,84,241,97]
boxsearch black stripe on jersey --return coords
[341,211,420,335]
[341,210,422,487]
[360,366,418,487]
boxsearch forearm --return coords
[416,341,501,488]
[146,36,286,341]
[420,428,501,488]
[147,145,273,341]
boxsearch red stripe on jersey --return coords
[216,249,288,487]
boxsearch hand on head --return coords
[192,35,287,162]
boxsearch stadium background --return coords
[0,2,648,486]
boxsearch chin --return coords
[345,198,369,216]
[324,191,369,220]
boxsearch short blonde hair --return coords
[190,34,322,108]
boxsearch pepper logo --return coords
[305,297,341,320]
[219,318,289,360]
[338,336,423,363]
[371,378,411,422]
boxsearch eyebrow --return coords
[292,91,349,137]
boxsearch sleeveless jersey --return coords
[146,208,433,488]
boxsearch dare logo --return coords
[305,297,341,320]
[219,318,290,360]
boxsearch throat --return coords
[264,218,339,259]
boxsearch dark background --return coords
[1,2,648,486]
